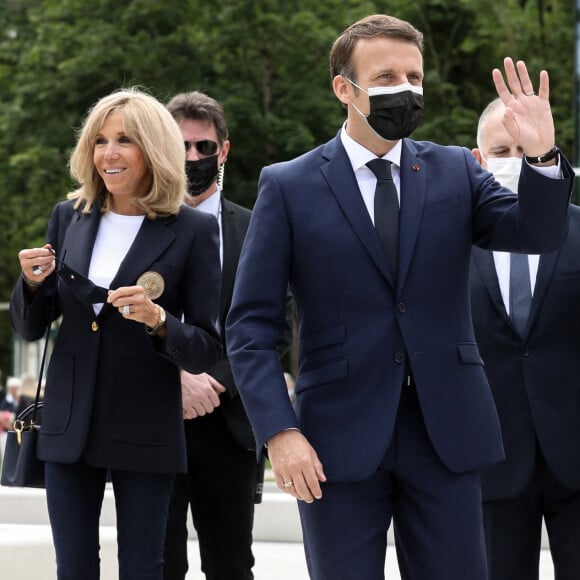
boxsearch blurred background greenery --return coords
[0,0,577,376]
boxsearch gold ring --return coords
[282,481,293,488]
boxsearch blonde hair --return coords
[68,87,186,218]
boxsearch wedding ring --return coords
[282,481,293,488]
[32,265,43,276]
[122,305,131,316]
[524,90,535,96]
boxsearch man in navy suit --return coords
[470,98,580,580]
[226,14,574,580]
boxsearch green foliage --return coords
[0,0,576,376]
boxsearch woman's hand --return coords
[18,244,56,285]
[107,285,161,328]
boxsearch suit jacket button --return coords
[397,302,407,313]
[91,321,99,332]
[395,352,405,364]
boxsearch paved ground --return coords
[185,540,556,579]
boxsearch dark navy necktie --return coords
[367,158,399,279]
[509,252,532,337]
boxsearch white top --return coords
[88,211,145,314]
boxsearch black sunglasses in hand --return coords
[184,140,218,156]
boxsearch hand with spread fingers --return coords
[492,57,556,160]
[267,429,326,503]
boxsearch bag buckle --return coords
[13,419,35,446]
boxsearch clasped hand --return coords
[181,370,226,419]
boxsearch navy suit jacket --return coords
[10,200,222,474]
[471,205,580,500]
[226,133,573,482]
[208,196,293,451]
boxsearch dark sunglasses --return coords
[184,140,218,156]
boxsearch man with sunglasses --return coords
[163,91,292,580]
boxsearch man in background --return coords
[163,91,292,580]
[470,98,580,580]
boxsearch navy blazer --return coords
[471,205,580,500]
[10,200,222,474]
[226,133,573,482]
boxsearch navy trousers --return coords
[483,442,580,580]
[298,384,488,580]
[45,461,174,580]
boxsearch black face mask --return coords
[349,80,424,141]
[185,155,219,196]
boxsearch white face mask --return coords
[485,156,522,193]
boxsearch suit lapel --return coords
[398,141,426,290]
[320,134,394,286]
[220,198,242,320]
[526,251,558,335]
[471,247,510,324]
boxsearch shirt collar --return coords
[195,189,221,218]
[340,122,402,172]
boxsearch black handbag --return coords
[1,262,60,488]
[1,401,44,488]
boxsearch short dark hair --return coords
[329,14,423,82]
[166,91,228,145]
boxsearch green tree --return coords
[0,0,575,376]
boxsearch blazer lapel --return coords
[109,215,177,292]
[398,141,426,290]
[61,206,100,276]
[58,207,102,317]
[320,134,394,286]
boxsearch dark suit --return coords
[164,196,292,580]
[10,199,222,579]
[226,132,574,580]
[470,205,580,580]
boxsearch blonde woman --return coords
[10,88,222,580]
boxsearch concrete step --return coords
[0,483,302,578]
[0,483,552,579]
[0,483,302,541]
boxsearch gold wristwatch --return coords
[145,305,166,336]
